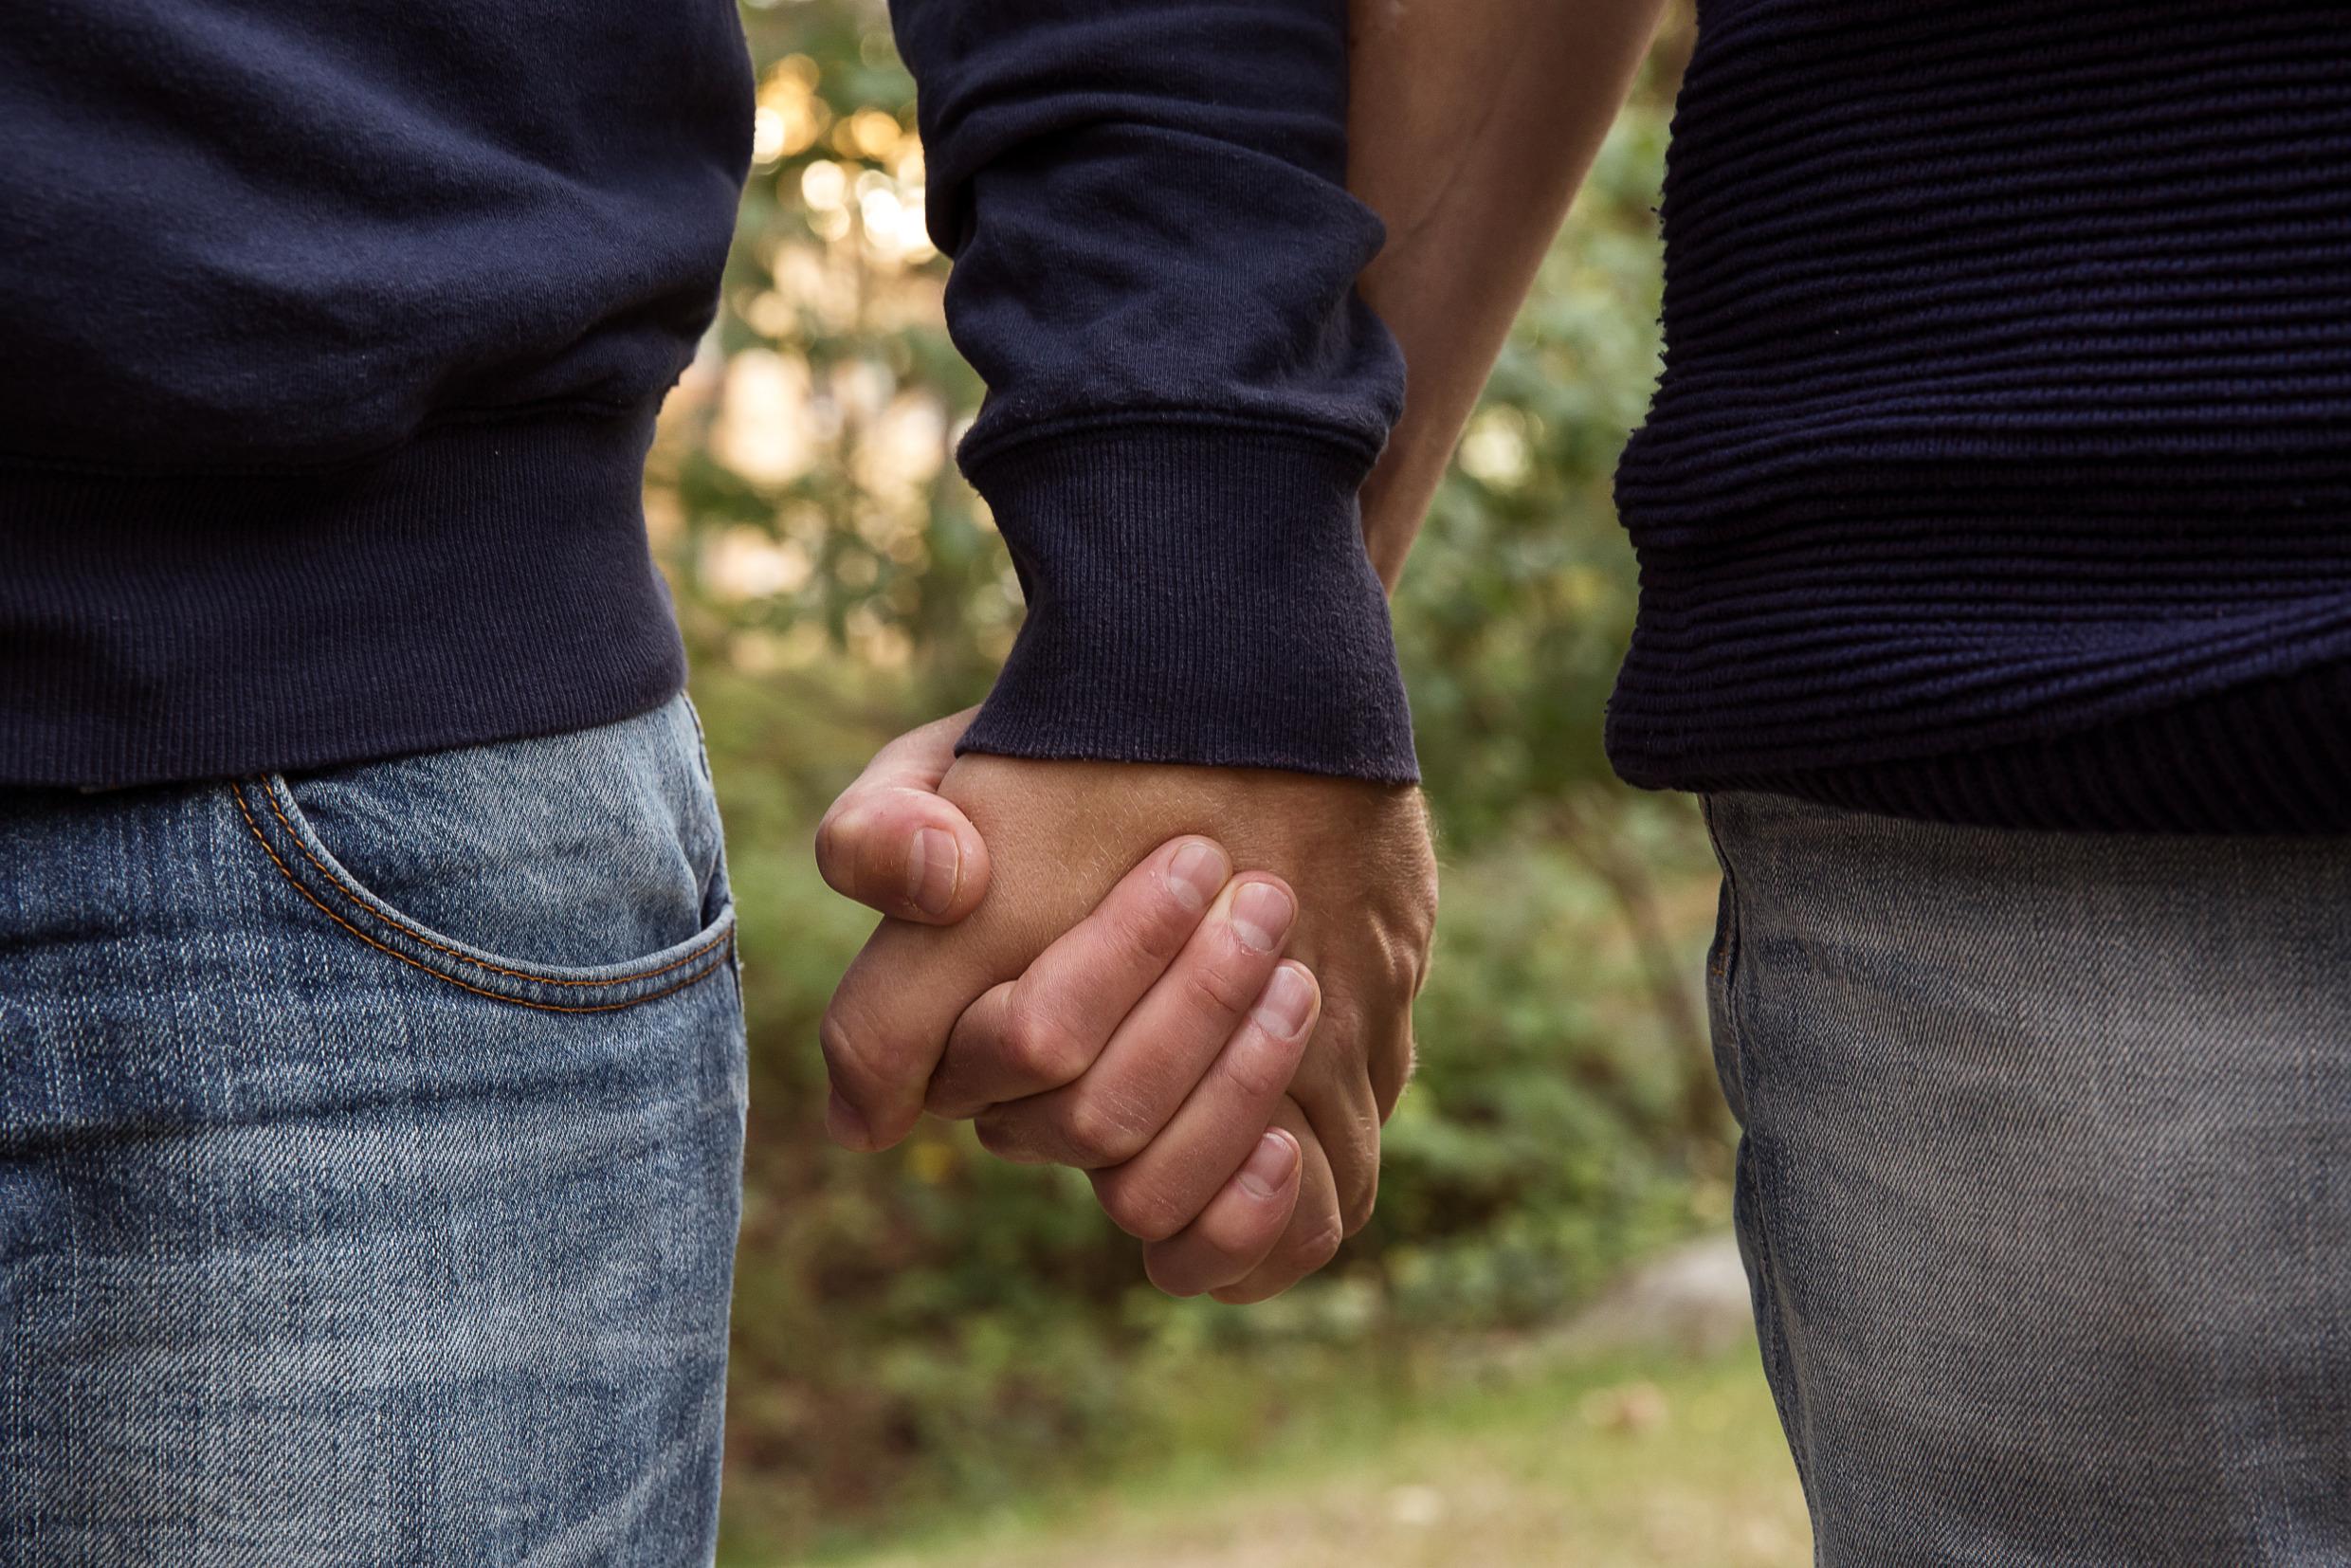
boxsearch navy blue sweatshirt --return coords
[0,0,1412,791]
[5,0,2345,832]
[3,0,755,786]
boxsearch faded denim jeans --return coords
[1705,789,2351,1565]
[0,694,746,1566]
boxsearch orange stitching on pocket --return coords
[254,778,734,988]
[234,783,733,1015]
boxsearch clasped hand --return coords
[814,711,1437,1302]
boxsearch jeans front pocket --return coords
[229,696,735,1012]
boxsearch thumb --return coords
[814,708,993,924]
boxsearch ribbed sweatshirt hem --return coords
[1,410,686,789]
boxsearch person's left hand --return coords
[816,710,1437,1302]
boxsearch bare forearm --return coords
[1348,0,1667,589]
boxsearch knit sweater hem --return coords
[1622,657,2351,833]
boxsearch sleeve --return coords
[890,0,1418,782]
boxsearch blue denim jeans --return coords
[0,695,746,1566]
[1705,789,2351,1565]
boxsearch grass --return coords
[782,1341,1811,1568]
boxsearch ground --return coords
[805,1296,1812,1568]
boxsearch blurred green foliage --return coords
[658,2,1718,1557]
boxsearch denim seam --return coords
[230,779,735,1013]
[1701,799,1754,1119]
[1703,797,1816,1518]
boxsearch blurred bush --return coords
[653,2,1716,1557]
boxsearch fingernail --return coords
[1237,1129,1299,1200]
[1249,963,1315,1038]
[1229,881,1294,954]
[1167,839,1227,913]
[826,1087,871,1151]
[907,828,959,917]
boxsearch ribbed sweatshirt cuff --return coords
[957,425,1417,783]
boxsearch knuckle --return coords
[1058,1091,1148,1168]
[1112,894,1194,966]
[1395,939,1432,1000]
[1285,1216,1345,1275]
[1098,1176,1188,1244]
[997,993,1090,1087]
[1176,957,1259,1022]
[1208,1261,1293,1305]
[818,982,930,1108]
[1372,1029,1417,1119]
[1142,1247,1202,1299]
[817,1001,878,1085]
[972,1112,1006,1156]
[973,1112,1039,1165]
[1312,1097,1384,1231]
[1212,1030,1296,1102]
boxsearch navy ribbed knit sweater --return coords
[1606,0,2351,831]
[5,0,2345,832]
